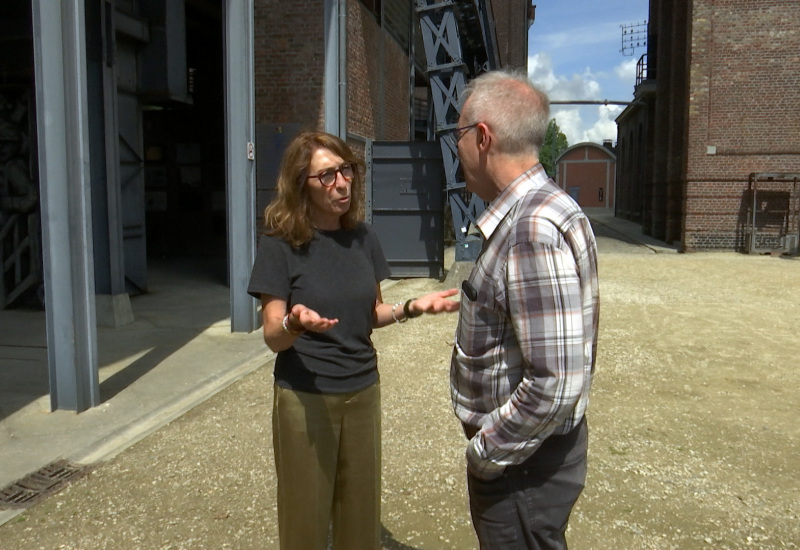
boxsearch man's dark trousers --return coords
[467,418,588,550]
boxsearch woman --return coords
[247,132,458,550]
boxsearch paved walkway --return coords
[0,261,272,525]
[0,208,672,526]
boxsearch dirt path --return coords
[2,242,798,549]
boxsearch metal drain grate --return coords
[0,459,91,510]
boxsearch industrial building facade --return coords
[0,0,530,411]
[615,0,800,252]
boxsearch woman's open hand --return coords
[290,304,339,333]
[409,288,460,316]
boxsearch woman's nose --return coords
[333,171,349,188]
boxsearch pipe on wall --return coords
[324,0,347,138]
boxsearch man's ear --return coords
[477,122,490,151]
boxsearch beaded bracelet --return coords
[282,313,304,335]
[391,302,407,323]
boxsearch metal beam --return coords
[31,0,100,411]
[551,100,632,106]
[416,0,492,261]
[101,1,128,299]
[324,0,347,138]
[224,0,258,333]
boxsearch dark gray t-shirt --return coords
[247,222,391,394]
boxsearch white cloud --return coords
[549,105,623,146]
[529,54,616,145]
[528,53,559,91]
[614,57,638,82]
[550,108,584,145]
[585,105,623,144]
[528,53,601,101]
[532,21,626,53]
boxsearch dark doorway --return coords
[143,1,226,274]
[0,0,42,310]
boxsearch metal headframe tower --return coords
[620,21,647,56]
[415,0,499,261]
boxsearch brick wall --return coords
[490,0,530,70]
[254,0,326,128]
[253,0,412,218]
[685,0,800,250]
[645,0,689,245]
[254,0,411,138]
[346,0,410,142]
[381,31,411,140]
[347,2,380,141]
[615,103,651,223]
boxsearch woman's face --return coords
[305,147,352,230]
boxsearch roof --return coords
[555,142,617,164]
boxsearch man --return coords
[450,70,600,549]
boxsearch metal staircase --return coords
[1,91,42,309]
[415,0,499,261]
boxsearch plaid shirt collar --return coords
[476,164,550,240]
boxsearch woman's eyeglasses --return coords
[307,163,355,187]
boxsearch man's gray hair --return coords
[460,70,550,157]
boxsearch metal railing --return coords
[635,53,648,87]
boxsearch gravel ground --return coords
[1,231,799,549]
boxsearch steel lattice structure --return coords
[415,0,498,261]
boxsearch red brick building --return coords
[615,0,800,252]
[554,142,616,209]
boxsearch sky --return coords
[527,0,649,146]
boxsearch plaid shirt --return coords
[450,164,600,479]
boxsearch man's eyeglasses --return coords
[449,123,480,144]
[307,163,356,187]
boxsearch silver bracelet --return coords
[391,302,407,323]
[282,313,304,335]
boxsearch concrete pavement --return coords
[0,260,273,525]
[582,207,678,254]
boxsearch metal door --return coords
[255,123,301,219]
[568,186,581,204]
[366,141,445,278]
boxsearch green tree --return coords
[539,119,568,178]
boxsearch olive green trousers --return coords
[272,383,381,550]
